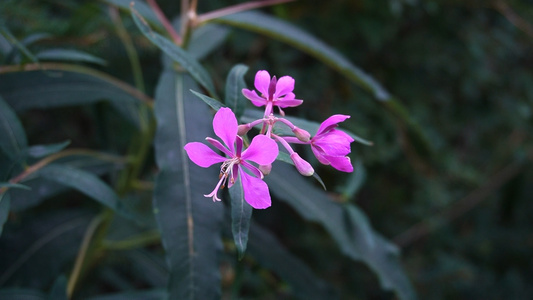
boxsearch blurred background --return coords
[2,0,533,298]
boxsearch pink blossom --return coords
[184,107,279,209]
[310,115,354,172]
[242,70,303,116]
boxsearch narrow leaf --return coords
[24,140,71,159]
[48,275,67,300]
[215,11,390,101]
[86,289,167,300]
[188,24,230,61]
[225,64,248,118]
[341,159,366,198]
[0,95,28,161]
[266,163,415,299]
[0,182,31,190]
[105,0,161,25]
[0,63,151,128]
[345,205,416,300]
[228,175,253,259]
[153,70,223,299]
[0,288,46,300]
[248,222,336,299]
[130,5,218,98]
[190,90,225,111]
[36,49,107,66]
[37,164,132,219]
[9,156,120,212]
[266,163,356,258]
[0,26,38,63]
[0,192,10,236]
[0,210,91,288]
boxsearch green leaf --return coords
[153,70,223,299]
[275,151,326,191]
[0,210,92,288]
[48,275,67,300]
[228,175,252,259]
[130,5,218,98]
[0,26,38,64]
[266,163,415,299]
[0,95,28,161]
[0,64,150,128]
[37,164,132,219]
[248,222,336,299]
[24,140,71,159]
[341,159,366,199]
[188,24,230,61]
[225,64,248,119]
[190,90,225,111]
[0,182,30,190]
[86,289,167,300]
[9,156,119,212]
[36,49,107,66]
[105,0,161,25]
[345,205,416,300]
[0,192,10,236]
[266,163,356,257]
[0,288,46,300]
[215,11,390,101]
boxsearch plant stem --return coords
[67,213,105,299]
[147,0,182,45]
[109,7,145,93]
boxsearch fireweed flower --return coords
[184,108,279,209]
[310,115,354,172]
[242,70,303,117]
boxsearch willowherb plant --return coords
[185,70,354,209]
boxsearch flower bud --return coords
[292,127,311,142]
[259,164,272,176]
[237,124,251,136]
[290,153,314,176]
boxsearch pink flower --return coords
[242,70,303,116]
[184,108,279,209]
[310,115,354,172]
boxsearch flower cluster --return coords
[184,70,354,209]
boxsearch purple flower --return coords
[242,70,303,116]
[184,107,279,209]
[310,115,354,172]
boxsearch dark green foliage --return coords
[1,0,532,299]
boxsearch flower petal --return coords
[184,142,225,168]
[313,130,353,156]
[311,145,330,165]
[240,161,264,179]
[254,70,271,96]
[316,114,350,136]
[326,155,353,172]
[276,98,304,108]
[206,137,233,157]
[213,107,237,152]
[242,89,267,107]
[240,169,271,209]
[241,134,278,165]
[274,75,295,98]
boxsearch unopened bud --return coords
[259,164,272,176]
[237,124,251,136]
[290,153,314,176]
[293,127,311,142]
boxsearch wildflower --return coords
[310,115,354,172]
[242,70,303,116]
[184,108,279,209]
